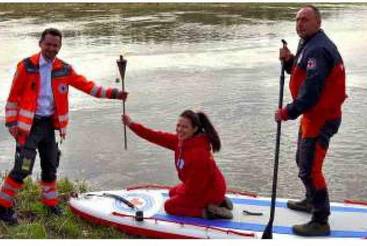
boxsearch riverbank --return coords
[0,176,134,239]
[0,3,362,22]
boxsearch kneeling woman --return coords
[122,110,232,219]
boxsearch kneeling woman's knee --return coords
[164,199,174,214]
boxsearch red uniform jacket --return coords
[129,122,226,203]
[5,53,122,142]
[284,30,346,137]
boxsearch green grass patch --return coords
[0,177,133,239]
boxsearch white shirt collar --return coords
[39,54,54,67]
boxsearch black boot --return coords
[202,208,217,220]
[292,220,330,237]
[45,205,64,216]
[0,205,18,225]
[287,198,312,213]
[202,204,233,220]
[219,196,233,211]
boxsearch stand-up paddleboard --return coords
[69,184,367,239]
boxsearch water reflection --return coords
[0,3,363,43]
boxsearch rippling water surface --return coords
[0,3,366,201]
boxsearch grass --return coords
[0,177,135,239]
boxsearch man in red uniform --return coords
[0,28,127,224]
[276,5,346,236]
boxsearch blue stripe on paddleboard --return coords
[153,214,367,238]
[231,197,367,214]
[161,193,367,213]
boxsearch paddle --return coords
[85,193,144,221]
[117,55,128,150]
[262,39,287,239]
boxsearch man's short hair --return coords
[40,28,62,43]
[303,5,322,21]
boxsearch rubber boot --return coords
[220,196,233,211]
[287,198,312,213]
[292,220,330,237]
[45,205,64,216]
[0,205,18,225]
[203,204,233,220]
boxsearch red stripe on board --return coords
[112,211,255,238]
[344,199,367,206]
[69,205,197,239]
[226,188,257,198]
[126,184,173,191]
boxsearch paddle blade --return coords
[261,223,273,239]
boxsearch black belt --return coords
[34,115,52,121]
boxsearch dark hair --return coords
[40,28,62,43]
[180,110,221,152]
[303,5,322,21]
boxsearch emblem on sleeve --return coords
[307,58,317,70]
[58,83,68,94]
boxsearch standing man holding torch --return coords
[0,28,128,224]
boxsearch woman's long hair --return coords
[180,110,221,152]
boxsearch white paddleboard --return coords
[69,184,367,239]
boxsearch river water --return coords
[0,3,366,202]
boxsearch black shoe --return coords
[293,220,330,237]
[203,204,233,220]
[202,209,217,220]
[220,196,233,211]
[45,205,64,216]
[0,206,18,225]
[287,198,312,213]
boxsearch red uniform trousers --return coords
[164,183,225,217]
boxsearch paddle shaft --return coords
[262,39,287,239]
[102,193,136,209]
[117,55,128,150]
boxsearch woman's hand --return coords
[121,114,133,127]
[117,91,128,101]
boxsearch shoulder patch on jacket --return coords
[306,58,317,70]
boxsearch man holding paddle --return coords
[0,28,128,224]
[275,5,346,236]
